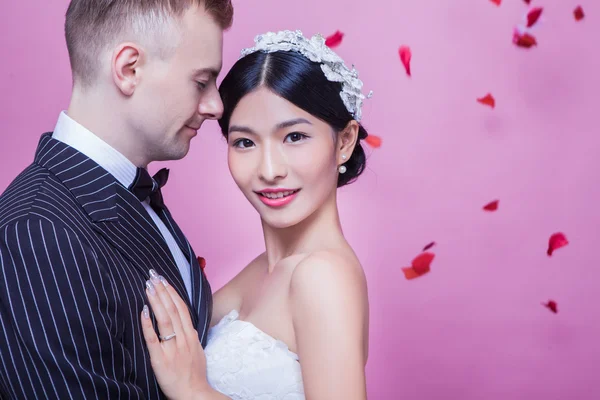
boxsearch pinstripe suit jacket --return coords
[0,132,213,399]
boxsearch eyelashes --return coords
[231,132,310,149]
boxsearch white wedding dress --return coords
[205,309,305,399]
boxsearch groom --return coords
[0,0,232,398]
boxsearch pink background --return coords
[1,0,599,398]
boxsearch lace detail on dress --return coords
[205,310,305,400]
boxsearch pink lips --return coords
[256,189,300,208]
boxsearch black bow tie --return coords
[129,167,169,211]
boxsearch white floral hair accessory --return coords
[240,30,373,122]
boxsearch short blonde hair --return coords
[65,0,233,86]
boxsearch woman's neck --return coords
[261,193,346,272]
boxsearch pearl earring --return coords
[341,154,347,160]
[338,165,347,174]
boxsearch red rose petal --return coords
[401,267,423,280]
[513,29,537,48]
[325,30,344,48]
[574,6,584,21]
[527,7,543,27]
[477,93,495,108]
[547,232,568,256]
[412,252,435,274]
[197,256,207,270]
[402,252,435,280]
[483,200,499,211]
[523,0,531,4]
[365,134,382,148]
[543,300,558,313]
[490,0,501,5]
[398,46,412,77]
[422,241,436,252]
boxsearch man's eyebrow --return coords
[192,67,221,78]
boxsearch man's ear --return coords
[111,43,144,96]
[335,120,359,165]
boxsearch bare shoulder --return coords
[290,249,367,300]
[210,253,266,327]
[289,249,369,334]
[289,248,370,367]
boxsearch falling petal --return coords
[543,300,558,313]
[483,200,499,211]
[574,6,585,21]
[547,233,568,256]
[402,252,435,280]
[325,30,344,48]
[197,256,207,270]
[477,93,495,108]
[422,241,436,252]
[398,46,412,76]
[490,0,501,5]
[401,267,423,280]
[513,28,537,48]
[523,0,531,4]
[527,7,543,27]
[365,134,382,148]
[412,252,435,274]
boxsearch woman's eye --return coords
[285,132,308,143]
[196,81,207,90]
[233,139,255,149]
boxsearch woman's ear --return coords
[336,120,359,165]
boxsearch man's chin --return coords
[153,144,191,162]
[172,146,191,160]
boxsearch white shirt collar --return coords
[51,111,138,188]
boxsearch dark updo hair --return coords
[217,50,369,188]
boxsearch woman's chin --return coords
[259,211,304,230]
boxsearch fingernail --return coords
[158,276,169,287]
[149,269,160,284]
[145,280,156,295]
[142,305,149,319]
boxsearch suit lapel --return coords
[158,208,191,260]
[35,133,198,327]
[158,208,204,325]
[91,186,193,319]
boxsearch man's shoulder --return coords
[0,162,76,230]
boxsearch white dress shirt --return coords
[52,111,192,300]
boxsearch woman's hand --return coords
[140,269,213,400]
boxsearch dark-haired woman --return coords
[140,30,371,400]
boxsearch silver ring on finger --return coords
[160,332,176,342]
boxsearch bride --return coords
[140,30,372,400]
